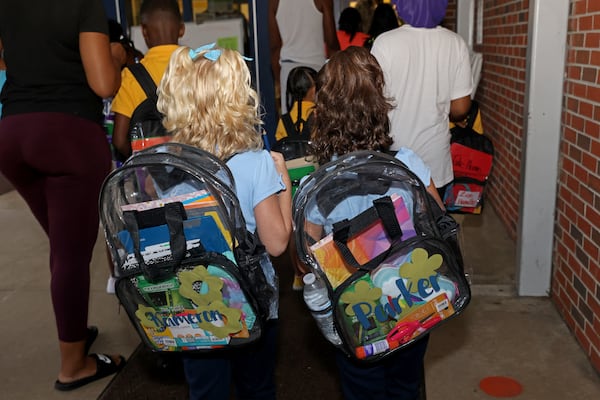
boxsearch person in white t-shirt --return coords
[268,0,340,113]
[371,0,473,197]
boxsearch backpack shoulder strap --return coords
[464,100,480,130]
[282,112,313,140]
[128,63,158,102]
[281,113,297,138]
[299,112,313,140]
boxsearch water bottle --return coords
[130,122,144,153]
[303,273,342,346]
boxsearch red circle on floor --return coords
[479,376,523,397]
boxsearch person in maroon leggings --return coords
[0,0,127,391]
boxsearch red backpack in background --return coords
[444,101,494,214]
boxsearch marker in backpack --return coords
[355,337,400,359]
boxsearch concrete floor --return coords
[0,188,599,400]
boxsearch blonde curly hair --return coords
[157,46,263,160]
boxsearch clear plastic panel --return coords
[100,143,245,277]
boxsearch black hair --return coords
[285,66,317,131]
[140,0,182,20]
[338,7,363,42]
[368,4,400,39]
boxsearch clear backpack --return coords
[294,150,471,362]
[100,143,274,352]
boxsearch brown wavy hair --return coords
[311,46,394,165]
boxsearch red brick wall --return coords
[442,0,457,32]
[553,0,600,373]
[438,0,600,375]
[474,1,529,240]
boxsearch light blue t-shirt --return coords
[227,150,285,319]
[394,147,431,185]
[152,148,285,320]
[226,150,287,233]
[306,147,432,233]
[153,149,285,233]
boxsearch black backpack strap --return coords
[282,112,313,141]
[299,112,313,140]
[128,63,158,102]
[281,113,297,138]
[122,202,190,282]
[331,196,404,271]
[464,100,480,130]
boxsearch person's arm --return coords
[449,39,473,123]
[304,220,324,243]
[426,179,446,210]
[449,95,471,123]
[80,32,126,98]
[268,0,282,84]
[254,151,293,256]
[112,112,132,159]
[316,0,340,57]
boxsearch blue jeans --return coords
[335,335,429,400]
[183,320,278,400]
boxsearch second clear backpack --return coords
[294,150,471,362]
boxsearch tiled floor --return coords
[0,189,599,399]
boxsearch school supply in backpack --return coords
[100,142,274,352]
[293,150,471,362]
[271,137,318,196]
[273,107,315,172]
[127,63,170,155]
[444,101,494,214]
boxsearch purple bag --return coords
[392,0,448,28]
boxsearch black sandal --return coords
[54,353,126,391]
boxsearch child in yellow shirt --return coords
[275,66,317,141]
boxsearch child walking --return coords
[156,44,292,400]
[308,46,443,400]
[111,0,185,160]
[275,66,317,141]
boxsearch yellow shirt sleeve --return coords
[110,67,146,118]
[110,45,179,118]
[275,119,287,141]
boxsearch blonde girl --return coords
[157,44,292,400]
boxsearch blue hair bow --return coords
[188,42,253,62]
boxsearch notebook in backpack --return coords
[273,111,318,195]
[271,137,317,196]
[100,142,273,352]
[444,101,494,214]
[294,150,471,362]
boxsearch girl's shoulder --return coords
[393,147,431,183]
[228,149,270,163]
[226,149,273,175]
